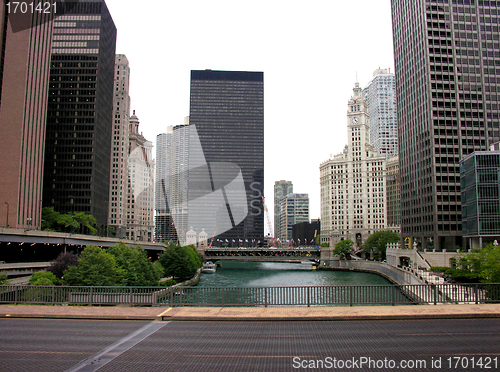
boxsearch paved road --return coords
[1,318,499,371]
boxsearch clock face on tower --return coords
[351,116,359,124]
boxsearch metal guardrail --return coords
[1,283,499,307]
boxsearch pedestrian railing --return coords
[0,283,499,307]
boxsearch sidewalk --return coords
[1,303,500,322]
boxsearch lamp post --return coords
[4,202,8,228]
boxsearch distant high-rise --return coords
[274,180,293,239]
[109,54,131,238]
[155,119,190,244]
[391,0,500,249]
[0,4,54,230]
[362,68,398,158]
[279,193,309,241]
[189,70,264,244]
[43,0,116,225]
[126,112,154,241]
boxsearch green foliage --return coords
[0,273,8,285]
[453,244,500,283]
[29,272,61,286]
[73,212,97,235]
[107,242,160,286]
[63,245,126,286]
[333,239,354,260]
[159,243,202,281]
[48,252,79,279]
[153,260,165,279]
[320,242,330,247]
[363,231,400,260]
[42,207,97,235]
[160,279,177,286]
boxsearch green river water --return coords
[197,261,393,287]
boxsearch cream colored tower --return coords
[320,82,387,247]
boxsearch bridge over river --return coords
[202,247,321,262]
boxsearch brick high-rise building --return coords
[0,3,54,230]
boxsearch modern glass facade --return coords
[43,0,116,225]
[460,151,500,247]
[280,193,310,241]
[189,70,264,244]
[274,180,293,240]
[362,68,398,158]
[391,0,500,250]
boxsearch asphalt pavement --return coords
[1,317,499,371]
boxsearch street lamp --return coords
[4,202,8,228]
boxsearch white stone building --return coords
[126,112,155,241]
[320,82,387,247]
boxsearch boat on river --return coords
[202,261,216,273]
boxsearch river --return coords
[197,261,393,287]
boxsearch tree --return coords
[363,231,400,260]
[0,273,8,285]
[159,243,202,281]
[107,242,160,286]
[73,212,97,235]
[455,243,500,283]
[63,245,126,286]
[29,272,60,286]
[47,252,79,279]
[333,239,354,260]
[41,207,97,235]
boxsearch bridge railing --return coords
[1,283,499,307]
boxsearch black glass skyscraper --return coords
[189,70,264,245]
[391,0,500,250]
[43,0,116,225]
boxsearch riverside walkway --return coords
[1,303,500,321]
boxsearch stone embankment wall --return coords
[320,260,422,285]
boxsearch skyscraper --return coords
[0,3,54,230]
[189,70,264,244]
[43,0,116,226]
[279,193,309,241]
[126,112,154,241]
[362,68,398,158]
[391,0,500,250]
[320,82,387,246]
[109,54,131,238]
[155,119,190,244]
[274,180,293,239]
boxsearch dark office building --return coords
[43,0,116,225]
[292,219,320,246]
[391,0,500,250]
[189,70,264,244]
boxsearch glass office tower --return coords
[391,0,500,250]
[189,70,264,245]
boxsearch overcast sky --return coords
[104,0,395,235]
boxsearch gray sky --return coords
[105,0,395,235]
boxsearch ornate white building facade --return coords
[320,82,387,247]
[126,112,155,241]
